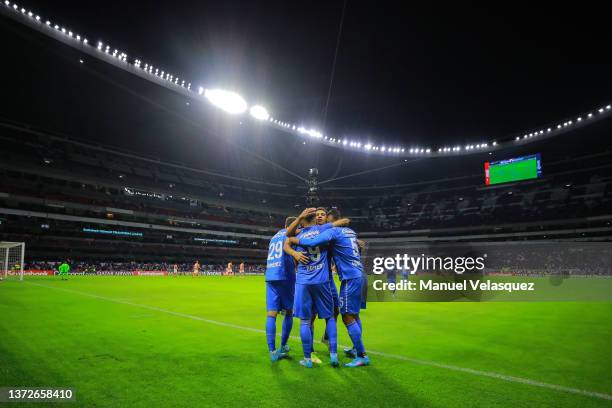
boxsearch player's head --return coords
[327,208,341,223]
[285,216,297,228]
[315,207,327,225]
[302,212,317,227]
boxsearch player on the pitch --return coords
[192,261,200,277]
[58,261,70,281]
[326,208,368,360]
[284,208,339,368]
[287,209,370,367]
[313,208,340,358]
[239,262,245,277]
[292,207,350,364]
[265,216,307,362]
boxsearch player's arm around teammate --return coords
[285,208,316,237]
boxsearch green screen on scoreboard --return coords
[485,154,542,185]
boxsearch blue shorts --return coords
[339,277,364,315]
[294,282,335,319]
[266,280,295,312]
[360,275,368,309]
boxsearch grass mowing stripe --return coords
[26,281,612,402]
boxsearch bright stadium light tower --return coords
[204,89,247,114]
[249,105,270,121]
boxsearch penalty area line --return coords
[26,282,612,401]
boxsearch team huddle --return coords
[265,207,369,368]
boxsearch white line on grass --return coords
[26,282,612,401]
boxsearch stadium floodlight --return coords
[204,89,247,114]
[599,108,604,113]
[249,105,269,121]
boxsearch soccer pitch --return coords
[1,276,611,407]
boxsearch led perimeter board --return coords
[485,154,542,185]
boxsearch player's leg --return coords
[279,280,294,353]
[322,279,339,348]
[341,278,369,367]
[345,276,367,357]
[312,282,338,366]
[265,281,286,361]
[308,315,322,364]
[294,283,314,367]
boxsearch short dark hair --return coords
[316,207,327,213]
[304,213,316,223]
[328,208,341,220]
[285,216,297,228]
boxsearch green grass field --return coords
[1,275,611,407]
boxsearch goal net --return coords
[0,242,25,281]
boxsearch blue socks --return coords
[346,320,365,356]
[281,314,293,347]
[356,315,362,334]
[300,319,313,358]
[325,318,338,354]
[266,316,276,352]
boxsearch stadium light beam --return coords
[204,89,247,114]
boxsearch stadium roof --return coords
[2,1,612,185]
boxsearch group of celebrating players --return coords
[265,207,369,368]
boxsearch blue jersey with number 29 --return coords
[265,228,295,281]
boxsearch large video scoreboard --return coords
[485,154,542,185]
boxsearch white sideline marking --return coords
[26,282,612,401]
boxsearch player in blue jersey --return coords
[314,207,340,354]
[283,208,339,368]
[327,209,368,360]
[265,216,309,362]
[288,209,370,367]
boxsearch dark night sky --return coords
[1,1,611,185]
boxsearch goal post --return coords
[0,242,25,281]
